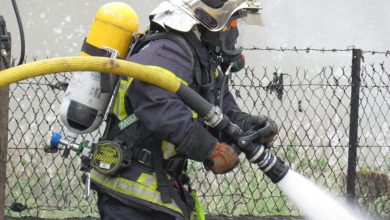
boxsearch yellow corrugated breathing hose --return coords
[0,56,181,93]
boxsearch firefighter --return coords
[90,0,278,219]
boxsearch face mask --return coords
[220,19,243,60]
[219,18,246,73]
[200,17,243,64]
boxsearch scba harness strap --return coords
[152,141,189,218]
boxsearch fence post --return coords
[346,48,362,203]
[0,15,11,220]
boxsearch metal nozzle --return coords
[258,152,289,183]
[243,143,289,183]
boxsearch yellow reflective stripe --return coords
[113,79,126,119]
[161,111,197,159]
[91,171,183,214]
[114,77,134,120]
[114,66,185,120]
[148,66,188,86]
[214,70,219,78]
[162,141,177,159]
[137,173,158,189]
[191,190,205,220]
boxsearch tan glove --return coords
[205,142,239,174]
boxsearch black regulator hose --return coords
[11,0,25,66]
[176,84,214,116]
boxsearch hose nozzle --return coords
[243,143,289,183]
[258,151,289,183]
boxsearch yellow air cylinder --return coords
[81,2,139,58]
[59,3,139,138]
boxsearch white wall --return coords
[1,0,389,61]
[1,0,160,59]
[255,0,390,50]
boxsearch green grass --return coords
[5,145,390,218]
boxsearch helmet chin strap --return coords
[210,52,224,74]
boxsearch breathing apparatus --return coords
[199,15,244,69]
[46,3,139,185]
[59,2,139,142]
[199,7,263,72]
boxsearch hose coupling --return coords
[204,106,223,128]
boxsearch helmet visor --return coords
[221,12,262,57]
[221,19,242,57]
[169,0,262,31]
[239,10,263,26]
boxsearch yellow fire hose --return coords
[0,56,181,93]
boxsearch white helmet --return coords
[150,0,262,32]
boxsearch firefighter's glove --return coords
[246,115,278,149]
[204,142,239,174]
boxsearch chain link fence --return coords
[4,48,390,219]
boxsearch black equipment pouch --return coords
[91,140,131,176]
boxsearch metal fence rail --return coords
[4,48,390,219]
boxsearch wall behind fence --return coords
[4,48,390,219]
